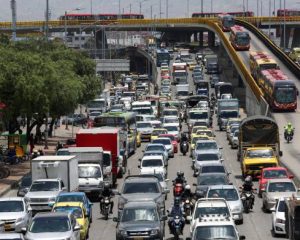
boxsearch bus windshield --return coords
[236,32,250,45]
[275,87,296,103]
[87,100,105,108]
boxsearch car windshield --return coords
[29,217,71,233]
[207,189,239,201]
[246,149,274,158]
[53,206,83,218]
[198,175,227,185]
[194,225,237,240]
[137,122,152,128]
[144,152,163,158]
[196,131,213,137]
[142,159,163,167]
[152,130,167,136]
[153,139,171,145]
[30,181,59,192]
[164,118,178,123]
[164,126,178,132]
[57,195,84,203]
[230,126,239,133]
[78,166,102,178]
[189,112,208,119]
[192,137,209,144]
[121,208,158,222]
[192,127,207,133]
[197,153,219,161]
[268,182,296,192]
[202,166,225,174]
[220,111,238,118]
[195,207,230,219]
[0,201,24,212]
[196,142,218,150]
[263,170,288,178]
[163,110,178,116]
[123,182,159,194]
[146,145,165,152]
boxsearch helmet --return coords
[245,175,252,183]
[174,197,181,206]
[288,122,292,128]
[104,182,110,190]
[177,171,184,177]
[185,185,191,190]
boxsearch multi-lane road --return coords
[4,59,289,239]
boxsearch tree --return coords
[0,39,102,140]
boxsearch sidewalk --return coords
[0,124,81,197]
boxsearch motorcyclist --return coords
[173,171,186,186]
[284,122,294,139]
[99,182,114,214]
[181,185,194,201]
[241,175,255,209]
[168,197,185,234]
[180,133,189,153]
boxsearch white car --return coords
[139,156,166,177]
[152,137,174,158]
[163,123,180,140]
[137,121,154,142]
[272,197,286,236]
[162,116,180,128]
[193,151,224,174]
[189,198,233,236]
[0,198,31,233]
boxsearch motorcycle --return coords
[169,215,183,240]
[100,197,111,220]
[240,191,254,213]
[173,183,184,197]
[284,129,294,143]
[180,141,189,156]
[182,198,193,222]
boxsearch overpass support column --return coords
[95,29,108,58]
[208,31,215,47]
[199,31,203,47]
[280,26,291,49]
[291,27,300,48]
[193,32,198,42]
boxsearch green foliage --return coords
[0,39,102,133]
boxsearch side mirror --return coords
[112,189,120,195]
[165,179,170,182]
[85,214,89,218]
[138,158,141,161]
[164,189,170,194]
[193,183,197,186]
[27,206,32,212]
[186,216,192,221]
[74,225,81,231]
[138,165,141,168]
[289,175,294,179]
[220,159,224,162]
[21,227,27,234]
[186,237,192,240]
[160,215,168,221]
[279,151,283,157]
[239,236,246,240]
[48,202,54,208]
[62,187,67,191]
[113,217,119,222]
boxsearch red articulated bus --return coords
[229,25,251,51]
[277,9,300,16]
[59,13,144,21]
[192,11,254,18]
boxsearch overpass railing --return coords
[236,19,300,78]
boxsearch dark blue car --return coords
[54,192,93,223]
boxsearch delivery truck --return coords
[76,128,126,186]
[26,156,79,211]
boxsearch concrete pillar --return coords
[280,26,291,49]
[199,31,203,47]
[208,31,215,47]
[291,27,300,49]
[193,32,198,42]
[95,29,108,58]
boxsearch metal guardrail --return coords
[236,19,300,78]
[0,16,300,29]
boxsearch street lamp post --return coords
[45,0,49,41]
[283,0,286,50]
[201,0,203,14]
[166,0,169,18]
[210,0,213,13]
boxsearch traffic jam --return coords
[0,45,299,240]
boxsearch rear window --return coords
[123,182,159,194]
[201,165,225,174]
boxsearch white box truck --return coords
[25,156,78,212]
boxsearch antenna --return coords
[11,0,17,41]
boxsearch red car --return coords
[159,134,178,153]
[257,167,293,197]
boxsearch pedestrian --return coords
[29,133,34,154]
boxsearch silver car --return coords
[192,139,222,159]
[262,179,298,212]
[206,185,244,224]
[23,212,80,240]
[0,197,32,232]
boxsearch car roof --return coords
[262,167,287,171]
[142,156,164,161]
[195,140,217,144]
[200,162,224,167]
[58,192,85,197]
[53,202,84,208]
[137,121,152,124]
[34,211,71,219]
[199,172,227,177]
[154,137,171,141]
[208,185,236,190]
[146,143,165,147]
[124,201,157,208]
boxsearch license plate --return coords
[4,224,11,231]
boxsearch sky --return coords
[0,0,298,21]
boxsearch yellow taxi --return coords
[188,61,197,71]
[52,202,89,240]
[190,126,208,141]
[136,131,141,147]
[242,147,279,178]
[196,129,215,140]
[190,134,210,153]
[151,128,168,142]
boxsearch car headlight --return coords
[276,218,285,224]
[48,197,56,202]
[120,230,127,236]
[150,229,159,235]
